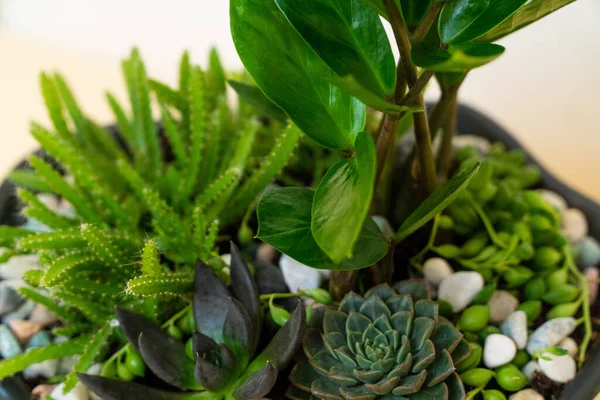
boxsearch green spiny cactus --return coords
[0,47,302,389]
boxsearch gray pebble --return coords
[527,317,576,355]
[26,331,51,349]
[522,360,542,381]
[23,359,58,379]
[577,236,600,268]
[423,258,454,287]
[0,286,24,316]
[509,389,544,400]
[489,290,519,324]
[3,301,35,324]
[0,325,22,359]
[585,267,599,304]
[501,311,528,349]
[561,208,588,244]
[29,304,59,327]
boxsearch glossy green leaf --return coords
[393,162,480,241]
[444,0,527,44]
[439,0,492,43]
[439,0,527,44]
[312,131,376,263]
[412,43,504,72]
[257,187,388,270]
[328,75,419,114]
[478,0,578,42]
[228,80,288,122]
[274,0,395,98]
[230,0,365,150]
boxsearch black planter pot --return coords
[0,106,599,399]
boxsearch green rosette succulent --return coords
[79,243,306,400]
[288,281,471,400]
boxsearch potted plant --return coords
[1,1,599,399]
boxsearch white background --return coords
[1,0,599,199]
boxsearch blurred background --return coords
[1,0,599,199]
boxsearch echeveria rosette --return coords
[78,243,306,400]
[288,281,471,400]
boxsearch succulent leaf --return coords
[232,363,278,400]
[290,283,467,400]
[193,259,230,342]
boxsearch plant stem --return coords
[383,0,437,194]
[329,270,358,300]
[410,2,444,45]
[399,71,434,107]
[375,112,405,186]
[428,93,454,140]
[437,89,458,177]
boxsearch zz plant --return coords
[0,48,301,390]
[230,0,581,294]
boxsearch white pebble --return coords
[423,258,453,287]
[527,317,576,355]
[489,290,519,324]
[586,267,599,304]
[220,253,231,266]
[438,271,483,312]
[279,255,323,293]
[372,215,395,240]
[537,189,568,213]
[453,135,491,154]
[0,255,41,280]
[50,382,89,400]
[561,208,588,244]
[538,353,576,383]
[522,360,542,381]
[23,359,58,379]
[558,337,579,359]
[501,311,528,349]
[509,389,544,400]
[483,334,517,368]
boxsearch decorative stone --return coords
[527,317,577,355]
[56,199,76,218]
[256,243,278,264]
[489,290,520,323]
[558,337,579,359]
[372,215,394,240]
[509,389,544,400]
[3,300,35,324]
[86,363,102,375]
[0,325,22,359]
[438,271,484,312]
[9,319,42,344]
[58,355,78,374]
[585,267,599,304]
[483,333,517,368]
[23,359,59,379]
[37,194,60,211]
[577,237,600,268]
[0,286,24,316]
[0,255,41,280]
[29,304,59,327]
[26,331,52,349]
[50,382,89,400]
[501,311,528,349]
[279,255,323,293]
[537,189,568,213]
[453,135,491,154]
[32,384,57,400]
[220,253,231,266]
[538,353,576,383]
[423,258,454,287]
[561,208,588,244]
[522,360,542,381]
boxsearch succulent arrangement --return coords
[0,0,596,400]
